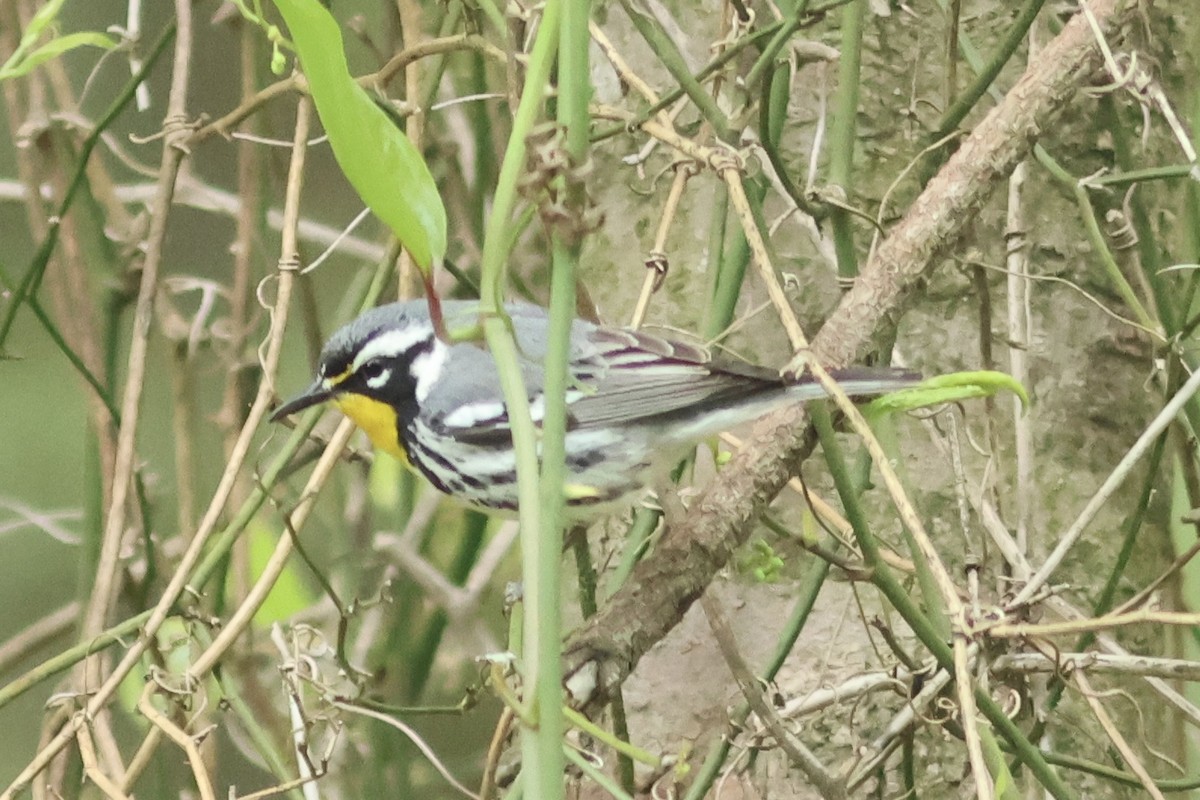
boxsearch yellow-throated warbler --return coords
[271,301,919,512]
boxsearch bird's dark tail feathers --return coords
[784,366,922,401]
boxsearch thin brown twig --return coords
[236,774,323,800]
[1074,670,1166,800]
[479,704,516,800]
[803,355,989,796]
[701,593,845,799]
[395,0,426,299]
[990,610,1200,639]
[190,34,505,144]
[1111,539,1200,616]
[1,92,305,800]
[952,637,991,800]
[68,6,196,789]
[137,682,217,800]
[177,98,320,681]
[593,102,811,349]
[0,603,78,676]
[333,699,481,799]
[217,19,268,512]
[630,163,695,329]
[992,651,1200,681]
[720,164,808,351]
[119,728,163,794]
[76,723,132,800]
[75,0,194,663]
[125,93,320,797]
[846,667,955,790]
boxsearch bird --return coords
[270,300,920,513]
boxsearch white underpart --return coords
[563,428,621,455]
[443,400,507,429]
[411,342,448,401]
[352,325,428,372]
[365,367,393,389]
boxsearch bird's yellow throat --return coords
[333,394,409,464]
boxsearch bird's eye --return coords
[361,360,386,381]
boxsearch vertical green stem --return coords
[526,0,592,794]
[473,0,563,793]
[827,0,865,280]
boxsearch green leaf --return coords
[20,0,69,48]
[865,370,1030,417]
[0,31,116,81]
[271,0,447,270]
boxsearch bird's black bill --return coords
[270,380,333,422]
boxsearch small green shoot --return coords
[0,0,115,82]
[865,370,1029,418]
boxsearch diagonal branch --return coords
[565,0,1141,707]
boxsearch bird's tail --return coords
[784,366,922,402]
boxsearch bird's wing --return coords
[424,317,782,444]
[561,327,781,429]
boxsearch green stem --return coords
[563,745,634,800]
[810,403,1076,800]
[1033,146,1155,332]
[826,0,865,280]
[472,0,563,794]
[1102,95,1177,333]
[526,0,592,790]
[603,507,660,598]
[759,61,823,218]
[1086,163,1199,187]
[742,6,807,93]
[932,0,1046,140]
[216,669,307,800]
[614,0,731,141]
[563,706,661,767]
[0,264,119,422]
[591,23,782,144]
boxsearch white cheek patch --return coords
[352,326,427,372]
[365,368,392,389]
[410,342,447,402]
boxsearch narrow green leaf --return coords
[0,32,116,81]
[865,370,1030,416]
[20,0,69,47]
[271,0,447,270]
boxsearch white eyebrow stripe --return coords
[352,326,427,372]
